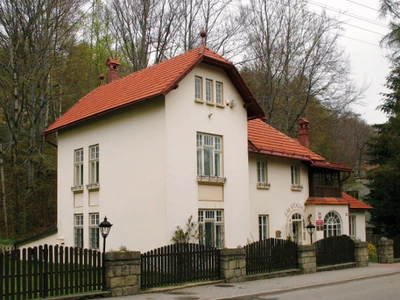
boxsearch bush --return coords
[368,243,377,261]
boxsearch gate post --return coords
[104,251,141,297]
[219,248,246,283]
[378,238,394,264]
[354,241,368,267]
[297,244,316,274]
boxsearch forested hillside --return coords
[0,0,373,240]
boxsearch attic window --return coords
[195,76,203,102]
[205,79,213,104]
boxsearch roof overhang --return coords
[311,160,353,172]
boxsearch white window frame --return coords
[257,160,270,188]
[89,145,99,187]
[197,133,223,180]
[74,214,84,248]
[324,211,342,238]
[205,79,213,103]
[198,210,224,248]
[291,165,302,190]
[74,149,84,188]
[349,215,356,238]
[216,81,223,105]
[89,213,100,250]
[195,76,203,101]
[259,215,269,240]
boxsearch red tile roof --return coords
[247,118,324,162]
[44,46,264,135]
[304,193,372,210]
[247,118,353,172]
[342,192,372,210]
[305,197,349,206]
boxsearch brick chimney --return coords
[106,58,120,83]
[297,118,310,148]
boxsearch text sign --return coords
[316,220,324,226]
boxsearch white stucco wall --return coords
[57,98,167,252]
[164,63,250,248]
[351,210,367,241]
[248,153,311,244]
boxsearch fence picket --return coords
[394,236,400,259]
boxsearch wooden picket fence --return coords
[141,243,220,289]
[0,244,103,299]
[314,235,355,267]
[244,238,298,275]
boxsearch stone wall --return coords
[219,248,246,283]
[297,244,316,274]
[354,241,369,267]
[104,251,141,297]
[378,239,394,264]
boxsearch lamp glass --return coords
[99,216,113,238]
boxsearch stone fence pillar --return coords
[104,251,141,297]
[220,248,246,283]
[298,244,316,274]
[378,239,394,264]
[354,241,368,267]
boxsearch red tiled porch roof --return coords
[305,197,349,206]
[44,46,264,135]
[342,192,372,210]
[304,193,372,210]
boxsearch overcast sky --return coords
[308,0,391,124]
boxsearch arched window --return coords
[287,213,305,243]
[324,211,342,238]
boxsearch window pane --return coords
[205,222,214,246]
[216,82,222,104]
[214,153,221,177]
[195,77,202,99]
[204,148,213,176]
[206,80,213,102]
[197,150,202,176]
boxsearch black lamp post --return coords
[306,215,316,244]
[99,216,113,253]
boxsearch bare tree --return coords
[240,0,365,136]
[0,0,86,235]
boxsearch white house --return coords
[32,44,371,252]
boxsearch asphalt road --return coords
[239,273,400,300]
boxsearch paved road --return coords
[238,273,400,300]
[107,263,400,300]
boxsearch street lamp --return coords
[99,216,113,253]
[306,214,315,244]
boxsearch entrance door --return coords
[288,213,304,244]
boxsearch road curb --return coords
[214,270,400,300]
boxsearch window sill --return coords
[216,103,225,108]
[71,186,84,193]
[197,176,226,185]
[291,185,303,191]
[195,98,204,104]
[206,101,215,106]
[86,183,100,191]
[257,183,271,189]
